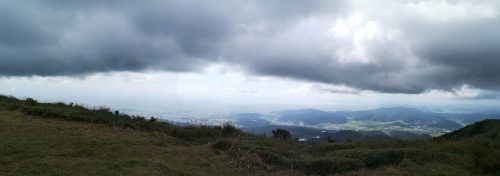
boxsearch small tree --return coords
[272,128,292,141]
[220,122,240,137]
[25,98,38,106]
[149,116,157,122]
[327,136,336,143]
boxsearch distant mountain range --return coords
[235,107,500,142]
[276,108,348,125]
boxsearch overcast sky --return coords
[1,0,500,114]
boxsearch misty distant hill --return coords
[233,113,271,128]
[275,108,348,125]
[341,107,438,122]
[273,107,500,130]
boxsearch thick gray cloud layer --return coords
[1,0,500,93]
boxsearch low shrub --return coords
[25,98,38,106]
[272,128,292,141]
[149,117,157,122]
[331,148,434,168]
[20,106,67,119]
[93,106,112,114]
[169,126,221,141]
[0,95,19,102]
[255,150,291,167]
[295,157,363,175]
[305,143,357,156]
[218,122,240,137]
[213,139,233,151]
[0,104,20,111]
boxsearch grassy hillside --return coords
[0,95,499,175]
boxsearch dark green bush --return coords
[218,122,240,137]
[213,139,233,151]
[364,150,407,167]
[149,117,157,122]
[168,126,220,141]
[256,150,291,167]
[0,95,19,102]
[305,143,357,156]
[272,128,292,141]
[25,98,38,106]
[0,104,20,111]
[93,106,112,114]
[295,157,363,175]
[20,106,66,119]
[54,102,67,107]
[331,148,434,168]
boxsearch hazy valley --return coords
[160,107,500,143]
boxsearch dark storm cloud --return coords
[1,0,500,94]
[0,0,233,75]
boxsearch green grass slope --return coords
[437,119,500,140]
[0,95,499,176]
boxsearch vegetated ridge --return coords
[0,95,499,176]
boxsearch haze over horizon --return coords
[1,0,500,117]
